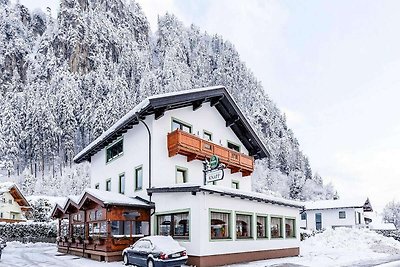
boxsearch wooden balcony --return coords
[167,129,254,176]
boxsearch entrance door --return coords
[315,213,322,230]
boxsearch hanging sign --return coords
[204,155,225,184]
[209,155,219,169]
[205,168,224,183]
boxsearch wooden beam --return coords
[187,154,198,162]
[226,116,240,127]
[210,96,223,107]
[154,108,165,120]
[193,100,203,111]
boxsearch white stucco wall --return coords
[90,104,253,198]
[152,192,300,257]
[301,208,365,230]
[0,192,24,220]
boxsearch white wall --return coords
[301,208,366,230]
[152,192,300,256]
[0,192,24,220]
[90,104,253,198]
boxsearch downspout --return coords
[135,113,152,235]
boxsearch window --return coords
[356,211,361,224]
[315,213,322,230]
[231,181,239,189]
[135,166,143,190]
[106,179,111,191]
[106,139,123,163]
[156,212,190,239]
[111,221,131,236]
[0,212,3,218]
[285,218,296,238]
[270,217,283,238]
[236,214,252,239]
[227,141,240,152]
[172,119,192,133]
[94,183,99,190]
[1,198,5,203]
[119,174,125,194]
[301,212,307,220]
[11,213,16,220]
[257,216,268,238]
[176,167,188,183]
[8,199,12,204]
[339,211,346,219]
[210,211,231,239]
[203,131,212,141]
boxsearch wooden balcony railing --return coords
[167,129,254,176]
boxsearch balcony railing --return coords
[167,129,254,176]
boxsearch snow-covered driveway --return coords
[0,242,122,267]
[1,228,400,267]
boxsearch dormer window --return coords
[172,118,192,133]
[106,138,123,163]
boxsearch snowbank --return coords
[300,228,400,266]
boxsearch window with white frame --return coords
[176,167,188,183]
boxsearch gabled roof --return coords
[73,86,270,163]
[0,182,31,209]
[51,188,153,218]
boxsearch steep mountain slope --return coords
[0,0,335,200]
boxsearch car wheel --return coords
[147,258,154,267]
[123,253,129,266]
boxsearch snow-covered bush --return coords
[374,230,400,242]
[0,221,57,242]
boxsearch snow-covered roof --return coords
[148,184,303,208]
[0,182,16,193]
[73,86,269,163]
[303,198,369,211]
[52,188,152,218]
[0,182,31,208]
[370,223,397,230]
[82,188,152,207]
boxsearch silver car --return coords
[122,236,188,267]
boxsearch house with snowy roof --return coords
[0,182,31,222]
[53,86,303,266]
[300,198,373,231]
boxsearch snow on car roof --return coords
[143,236,183,253]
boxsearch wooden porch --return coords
[52,189,152,262]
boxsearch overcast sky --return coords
[18,0,400,214]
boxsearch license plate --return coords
[171,253,181,258]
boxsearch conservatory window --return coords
[157,212,190,239]
[236,214,252,238]
[285,218,296,238]
[210,211,231,239]
[270,217,283,238]
[256,216,268,238]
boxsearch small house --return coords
[300,198,373,231]
[0,182,31,222]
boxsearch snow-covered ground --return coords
[1,228,400,267]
